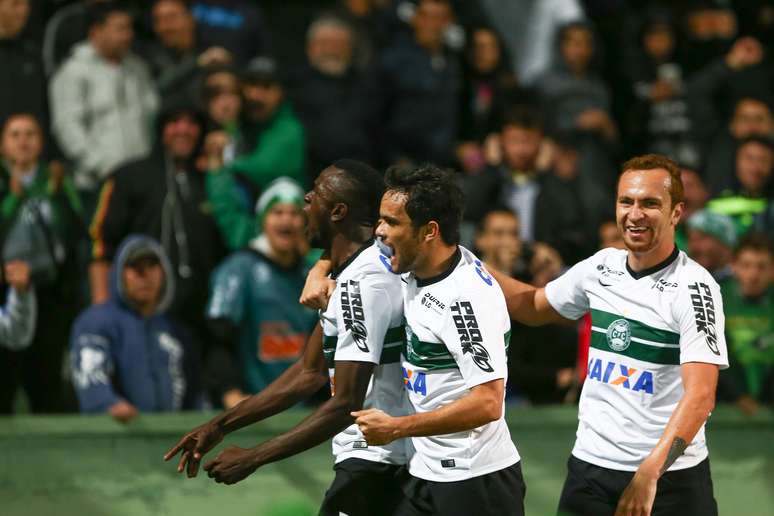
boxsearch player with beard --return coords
[484,154,728,516]
[354,164,525,516]
[164,160,408,516]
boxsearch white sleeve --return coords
[439,296,509,389]
[544,256,594,320]
[674,275,729,368]
[0,288,37,351]
[333,275,392,364]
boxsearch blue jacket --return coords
[70,235,201,413]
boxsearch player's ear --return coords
[671,201,684,226]
[423,221,441,242]
[330,202,348,223]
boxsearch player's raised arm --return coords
[163,324,329,477]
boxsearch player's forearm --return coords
[213,359,327,434]
[639,382,716,478]
[247,395,357,467]
[395,383,503,439]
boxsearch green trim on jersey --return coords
[323,325,406,368]
[591,309,680,344]
[590,309,680,365]
[405,328,513,371]
[405,332,458,370]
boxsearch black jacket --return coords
[90,150,226,324]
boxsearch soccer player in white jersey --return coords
[489,154,728,516]
[164,160,408,516]
[354,164,525,516]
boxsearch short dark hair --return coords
[737,135,774,154]
[475,209,518,236]
[499,105,543,133]
[620,153,684,207]
[734,232,774,259]
[88,2,131,29]
[332,159,385,227]
[384,164,464,245]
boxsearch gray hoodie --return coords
[50,42,159,191]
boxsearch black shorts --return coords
[557,455,718,516]
[393,461,526,516]
[318,458,404,516]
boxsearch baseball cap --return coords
[686,209,738,248]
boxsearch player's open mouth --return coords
[625,226,649,235]
[376,237,394,258]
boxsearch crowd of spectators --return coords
[1,0,773,420]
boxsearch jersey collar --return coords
[416,247,462,288]
[330,238,374,280]
[625,245,679,280]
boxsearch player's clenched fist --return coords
[203,445,260,485]
[352,409,401,446]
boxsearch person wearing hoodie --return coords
[205,178,317,408]
[70,235,201,423]
[89,98,226,348]
[49,2,159,208]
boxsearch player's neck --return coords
[329,228,373,270]
[414,243,458,280]
[627,240,677,273]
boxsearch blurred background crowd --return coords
[0,0,773,422]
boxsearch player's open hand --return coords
[163,422,225,478]
[203,445,260,485]
[614,470,658,516]
[352,409,400,445]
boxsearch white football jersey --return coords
[401,246,520,482]
[545,247,729,472]
[320,241,408,465]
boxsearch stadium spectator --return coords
[288,15,374,182]
[680,2,738,75]
[718,233,774,414]
[189,0,268,65]
[205,56,305,202]
[200,66,241,131]
[0,0,49,137]
[624,13,698,166]
[687,35,773,155]
[478,0,584,85]
[70,235,202,422]
[676,167,710,250]
[464,107,543,243]
[89,98,225,346]
[535,21,618,191]
[707,136,773,236]
[597,219,624,250]
[702,96,774,196]
[536,21,617,142]
[142,0,234,101]
[457,25,519,174]
[686,209,736,282]
[377,0,460,167]
[472,208,576,403]
[0,260,35,353]
[205,178,316,407]
[534,133,598,264]
[329,0,395,71]
[42,0,108,77]
[0,113,84,414]
[49,2,159,212]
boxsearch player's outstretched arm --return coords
[486,267,565,326]
[163,324,329,477]
[615,363,718,516]
[353,378,505,445]
[201,360,374,484]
